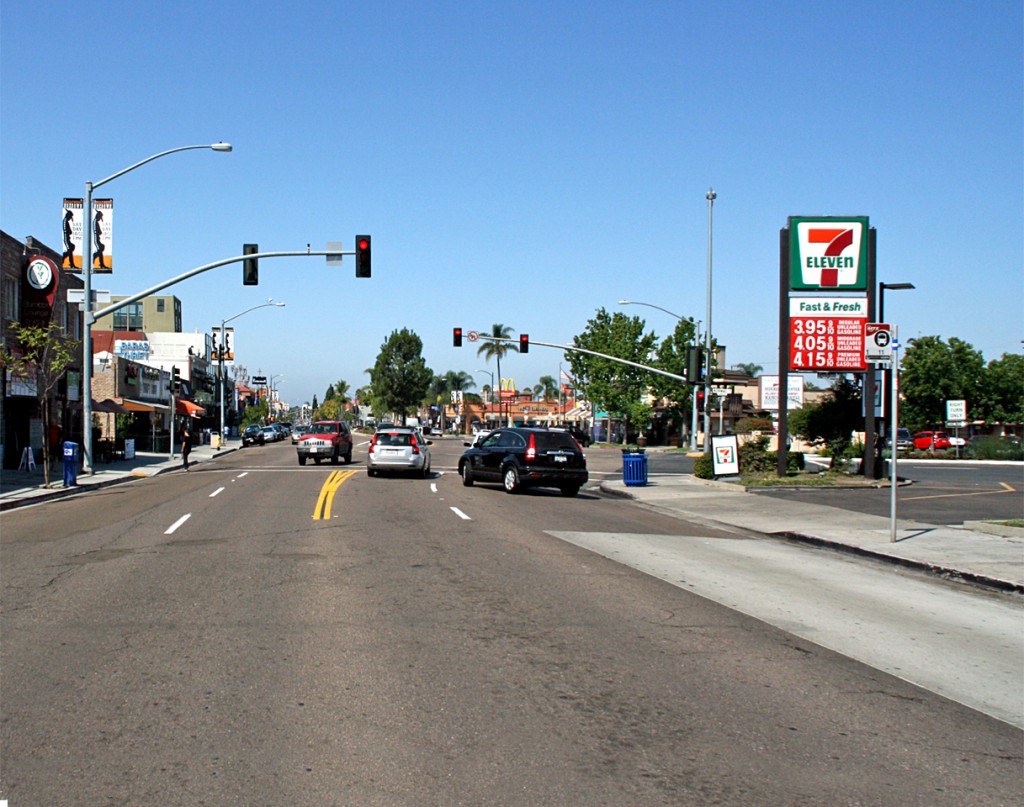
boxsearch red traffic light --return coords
[453,327,463,347]
[355,234,371,278]
[519,334,529,353]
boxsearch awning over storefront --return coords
[176,399,206,416]
[92,398,131,414]
[120,399,170,414]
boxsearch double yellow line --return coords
[313,469,358,520]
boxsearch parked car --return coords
[458,427,588,496]
[296,420,353,465]
[548,424,591,447]
[242,424,265,447]
[367,427,432,477]
[913,431,952,450]
[886,427,913,452]
[261,425,282,443]
[290,423,308,444]
[465,429,492,448]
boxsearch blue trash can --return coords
[62,441,79,487]
[622,452,648,487]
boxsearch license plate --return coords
[554,455,567,463]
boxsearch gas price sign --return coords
[788,297,867,372]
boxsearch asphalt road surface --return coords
[1,438,1020,805]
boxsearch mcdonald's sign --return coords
[499,377,516,400]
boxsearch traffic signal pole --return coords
[469,335,689,384]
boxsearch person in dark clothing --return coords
[181,424,192,471]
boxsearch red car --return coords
[913,431,952,450]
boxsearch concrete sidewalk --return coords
[599,473,1024,594]
[0,439,238,511]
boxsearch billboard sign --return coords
[788,296,868,372]
[789,216,869,291]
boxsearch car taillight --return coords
[369,434,378,452]
[526,433,536,461]
[410,435,420,455]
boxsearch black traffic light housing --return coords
[453,327,463,347]
[519,334,529,353]
[243,243,259,285]
[686,346,705,385]
[355,235,371,278]
[171,365,181,392]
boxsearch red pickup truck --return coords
[296,420,353,465]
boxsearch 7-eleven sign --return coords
[789,216,869,291]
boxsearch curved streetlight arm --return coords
[90,143,232,191]
[81,141,231,474]
[618,300,684,321]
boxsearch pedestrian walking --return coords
[181,423,192,471]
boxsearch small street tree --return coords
[787,377,862,468]
[900,336,985,431]
[978,353,1024,427]
[567,308,658,442]
[0,321,81,487]
[370,328,433,425]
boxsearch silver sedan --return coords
[367,427,432,478]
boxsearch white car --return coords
[367,427,432,477]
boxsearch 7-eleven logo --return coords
[791,218,867,290]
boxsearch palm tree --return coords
[476,323,518,419]
[537,374,558,401]
[731,362,763,378]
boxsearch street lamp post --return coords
[619,300,701,450]
[704,187,716,453]
[268,375,284,421]
[475,368,494,422]
[218,300,285,446]
[80,142,232,473]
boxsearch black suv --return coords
[459,427,588,496]
[241,424,265,447]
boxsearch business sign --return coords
[711,434,740,476]
[864,322,893,367]
[759,375,805,411]
[499,377,516,400]
[788,296,867,372]
[789,216,869,291]
[251,375,267,385]
[114,339,151,361]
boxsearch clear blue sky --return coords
[3,1,1021,408]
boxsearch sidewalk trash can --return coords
[622,452,648,487]
[62,441,79,487]
[211,432,221,450]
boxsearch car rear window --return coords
[535,432,579,451]
[309,423,338,434]
[377,432,413,446]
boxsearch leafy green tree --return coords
[333,379,351,406]
[241,397,269,428]
[567,308,658,442]
[0,320,81,486]
[787,377,862,467]
[324,383,336,401]
[978,353,1024,426]
[900,336,985,431]
[650,318,700,431]
[370,328,433,425]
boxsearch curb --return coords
[597,481,1021,595]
